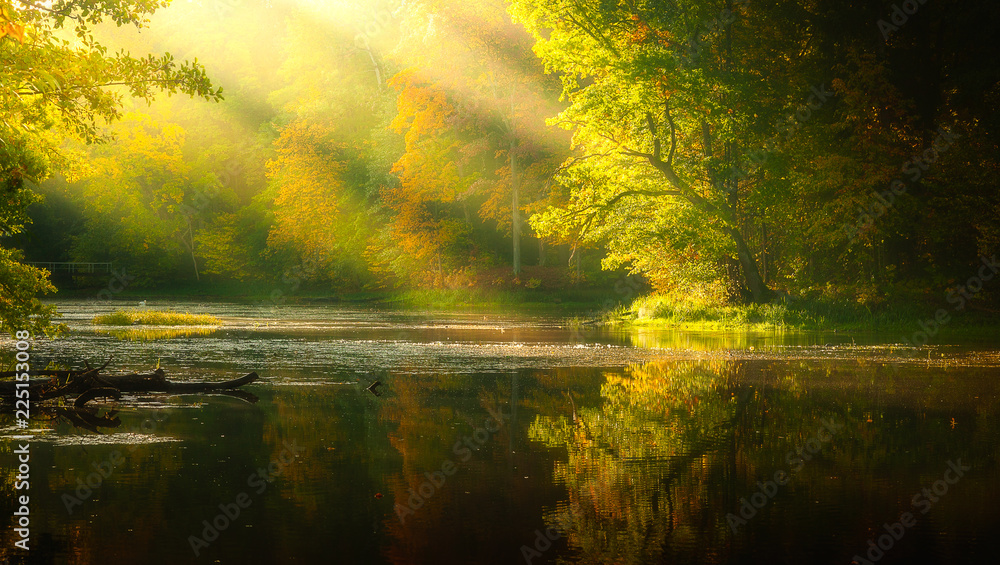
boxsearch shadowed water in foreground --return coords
[1,301,998,564]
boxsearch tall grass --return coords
[92,310,221,326]
[628,294,930,331]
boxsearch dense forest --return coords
[2,0,999,333]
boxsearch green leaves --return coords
[1,1,222,143]
[0,0,222,333]
[512,0,813,302]
[0,246,63,337]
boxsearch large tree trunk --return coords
[624,114,775,304]
[510,94,521,276]
[727,227,772,303]
[184,218,200,281]
[511,147,521,276]
[358,42,384,90]
[700,118,770,304]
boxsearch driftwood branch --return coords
[0,365,259,405]
[52,406,122,434]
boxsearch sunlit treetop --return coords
[0,0,222,146]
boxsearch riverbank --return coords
[50,283,619,314]
[617,293,1000,337]
[48,282,1000,335]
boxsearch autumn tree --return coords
[0,0,220,333]
[512,0,781,301]
[518,0,1000,307]
[380,0,565,284]
[256,9,397,288]
[55,112,236,281]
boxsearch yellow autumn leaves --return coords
[0,5,25,44]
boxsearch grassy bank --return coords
[92,310,221,326]
[622,293,1000,334]
[56,281,1000,335]
[377,288,617,312]
[56,282,617,314]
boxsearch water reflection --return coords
[518,360,1000,564]
[0,304,998,563]
[93,326,220,341]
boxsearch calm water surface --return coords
[1,301,998,564]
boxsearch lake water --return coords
[1,301,999,564]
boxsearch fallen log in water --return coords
[0,361,259,405]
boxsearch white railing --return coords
[29,262,114,274]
